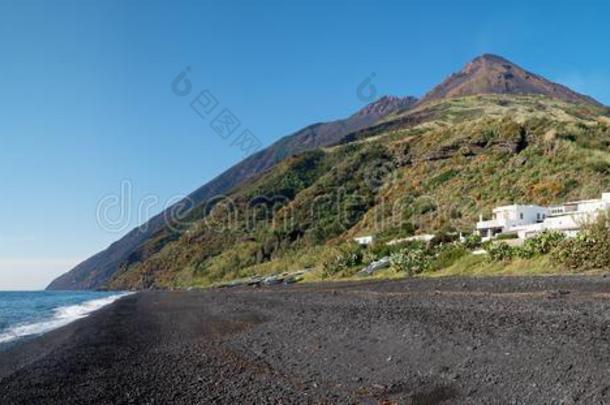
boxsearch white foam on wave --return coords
[0,293,132,345]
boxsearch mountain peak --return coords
[420,54,601,106]
[474,53,511,63]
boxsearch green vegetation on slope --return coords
[108,95,610,289]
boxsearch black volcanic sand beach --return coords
[1,276,610,404]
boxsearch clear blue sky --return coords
[2,0,610,289]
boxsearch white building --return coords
[476,193,610,241]
[476,205,548,240]
[354,235,375,246]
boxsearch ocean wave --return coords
[0,293,132,345]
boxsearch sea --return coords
[0,291,130,350]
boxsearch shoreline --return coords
[0,292,132,350]
[0,292,137,381]
[1,276,609,403]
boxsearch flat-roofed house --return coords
[476,193,610,241]
[476,205,548,241]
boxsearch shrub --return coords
[486,231,565,262]
[589,160,610,175]
[463,233,482,250]
[366,240,402,262]
[413,197,437,215]
[321,243,364,277]
[362,249,378,266]
[390,242,432,276]
[487,242,514,262]
[552,212,610,270]
[429,231,459,248]
[431,243,468,270]
[321,256,347,277]
[516,231,564,259]
[426,169,458,188]
[389,251,410,274]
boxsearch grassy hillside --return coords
[108,94,610,289]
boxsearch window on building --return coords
[520,213,524,220]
